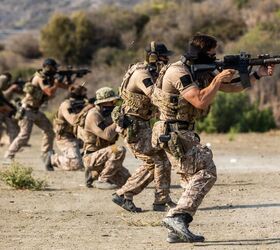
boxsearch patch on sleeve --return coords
[142,78,153,88]
[98,121,107,130]
[179,75,192,87]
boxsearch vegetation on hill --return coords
[1,0,280,131]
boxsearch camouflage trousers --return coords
[152,121,217,217]
[83,145,130,187]
[116,119,172,205]
[51,136,84,171]
[5,108,55,158]
[0,113,19,144]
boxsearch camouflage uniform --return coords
[151,61,217,217]
[0,74,19,144]
[77,88,130,187]
[4,70,55,159]
[51,98,87,171]
[114,62,172,205]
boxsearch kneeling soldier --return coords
[78,87,131,189]
[50,84,90,171]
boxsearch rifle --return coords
[0,93,16,116]
[189,52,280,88]
[13,78,26,93]
[56,67,91,84]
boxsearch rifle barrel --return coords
[249,57,280,66]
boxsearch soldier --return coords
[77,87,131,189]
[4,58,69,169]
[0,73,19,144]
[111,42,175,212]
[151,34,275,243]
[49,84,91,171]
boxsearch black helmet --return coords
[42,58,59,68]
[145,42,174,57]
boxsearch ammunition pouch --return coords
[111,105,132,129]
[152,120,198,159]
[15,107,25,120]
[124,116,144,144]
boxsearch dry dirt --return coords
[0,130,280,250]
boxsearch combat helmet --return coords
[94,87,120,105]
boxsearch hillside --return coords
[0,0,140,39]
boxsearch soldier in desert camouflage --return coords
[49,84,91,171]
[112,42,175,212]
[151,34,275,243]
[4,58,69,169]
[0,73,19,145]
[77,87,131,190]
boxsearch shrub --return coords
[0,51,22,72]
[11,67,36,81]
[40,10,126,66]
[196,92,276,133]
[7,33,42,59]
[0,162,47,190]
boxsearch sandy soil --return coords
[0,130,280,250]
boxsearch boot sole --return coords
[162,219,205,243]
[112,197,142,213]
[162,220,192,243]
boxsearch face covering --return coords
[185,44,216,64]
[194,51,216,64]
[101,106,115,117]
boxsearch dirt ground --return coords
[0,130,280,250]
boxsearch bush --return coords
[0,162,47,190]
[7,33,42,59]
[40,11,125,66]
[11,67,36,81]
[0,51,22,72]
[196,92,276,133]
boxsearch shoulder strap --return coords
[119,62,147,93]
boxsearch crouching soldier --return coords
[77,87,131,189]
[49,84,91,171]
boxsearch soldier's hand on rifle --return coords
[216,69,236,83]
[54,78,68,90]
[257,64,275,77]
[10,84,20,91]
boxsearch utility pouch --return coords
[125,119,138,143]
[15,107,25,120]
[168,131,185,159]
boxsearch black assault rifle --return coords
[13,78,26,93]
[56,67,91,84]
[190,52,280,88]
[0,94,16,116]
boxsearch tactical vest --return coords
[119,63,154,121]
[75,106,113,152]
[22,71,50,108]
[53,113,74,138]
[152,61,211,123]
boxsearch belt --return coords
[166,120,195,132]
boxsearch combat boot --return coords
[2,154,14,165]
[41,151,54,171]
[162,214,205,243]
[112,193,142,213]
[166,229,187,243]
[85,169,94,188]
[153,200,177,212]
[112,193,125,206]
[93,180,117,190]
